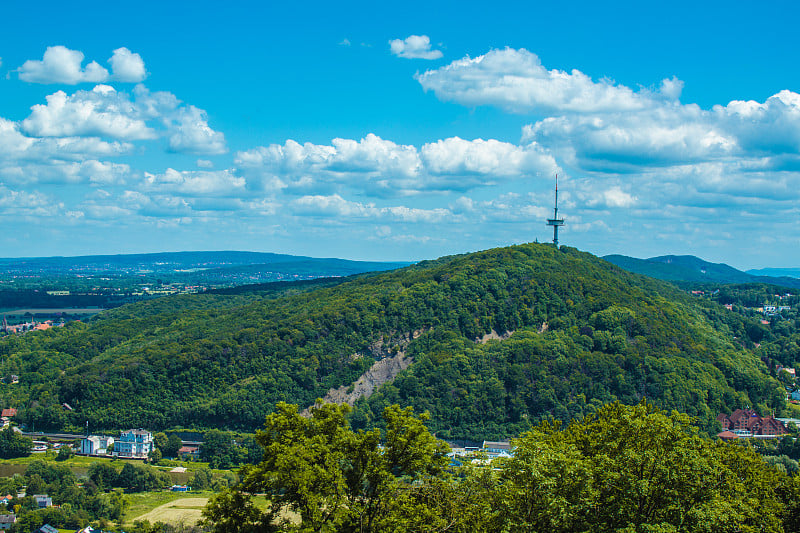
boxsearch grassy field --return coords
[123,492,213,527]
[136,497,209,526]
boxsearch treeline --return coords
[203,401,800,533]
[0,244,784,437]
[0,460,127,531]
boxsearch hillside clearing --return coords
[129,497,209,526]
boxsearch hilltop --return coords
[0,244,784,439]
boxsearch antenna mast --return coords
[546,175,565,247]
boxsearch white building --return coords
[80,435,114,456]
[116,429,154,459]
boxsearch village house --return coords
[79,435,114,456]
[0,514,15,530]
[115,429,154,459]
[482,440,514,458]
[717,409,787,438]
[178,444,200,460]
[33,495,52,509]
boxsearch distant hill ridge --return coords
[0,250,410,272]
[604,254,800,289]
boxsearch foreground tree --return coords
[204,400,800,532]
[492,401,793,532]
[203,401,449,532]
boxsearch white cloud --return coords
[523,108,737,172]
[197,159,214,168]
[166,105,227,155]
[290,194,451,222]
[108,47,146,82]
[143,168,245,196]
[78,160,131,185]
[599,186,637,208]
[416,48,678,114]
[383,205,450,222]
[0,184,55,216]
[236,134,557,197]
[421,137,558,183]
[0,116,133,185]
[389,35,443,60]
[0,159,130,186]
[291,194,375,217]
[17,46,147,85]
[16,84,226,155]
[522,89,800,177]
[21,85,155,140]
[18,46,109,84]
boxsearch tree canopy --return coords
[204,401,800,533]
[203,401,449,532]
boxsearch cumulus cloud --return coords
[17,46,147,84]
[416,48,664,114]
[21,85,155,139]
[0,116,133,185]
[108,47,146,82]
[389,35,443,60]
[290,194,450,222]
[0,159,130,186]
[596,186,637,208]
[236,133,558,196]
[17,84,226,154]
[166,106,227,155]
[143,168,245,196]
[0,184,54,215]
[523,108,737,172]
[18,46,108,84]
[421,137,557,179]
[522,89,800,175]
[78,160,131,185]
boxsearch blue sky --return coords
[1,0,799,268]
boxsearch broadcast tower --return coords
[546,175,565,247]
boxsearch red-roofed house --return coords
[0,409,16,419]
[717,409,787,438]
[178,445,200,460]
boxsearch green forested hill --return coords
[604,253,800,289]
[0,244,784,438]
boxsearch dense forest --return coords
[0,243,786,439]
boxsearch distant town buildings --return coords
[717,409,787,439]
[1,317,63,335]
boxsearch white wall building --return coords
[80,435,114,456]
[116,429,154,459]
